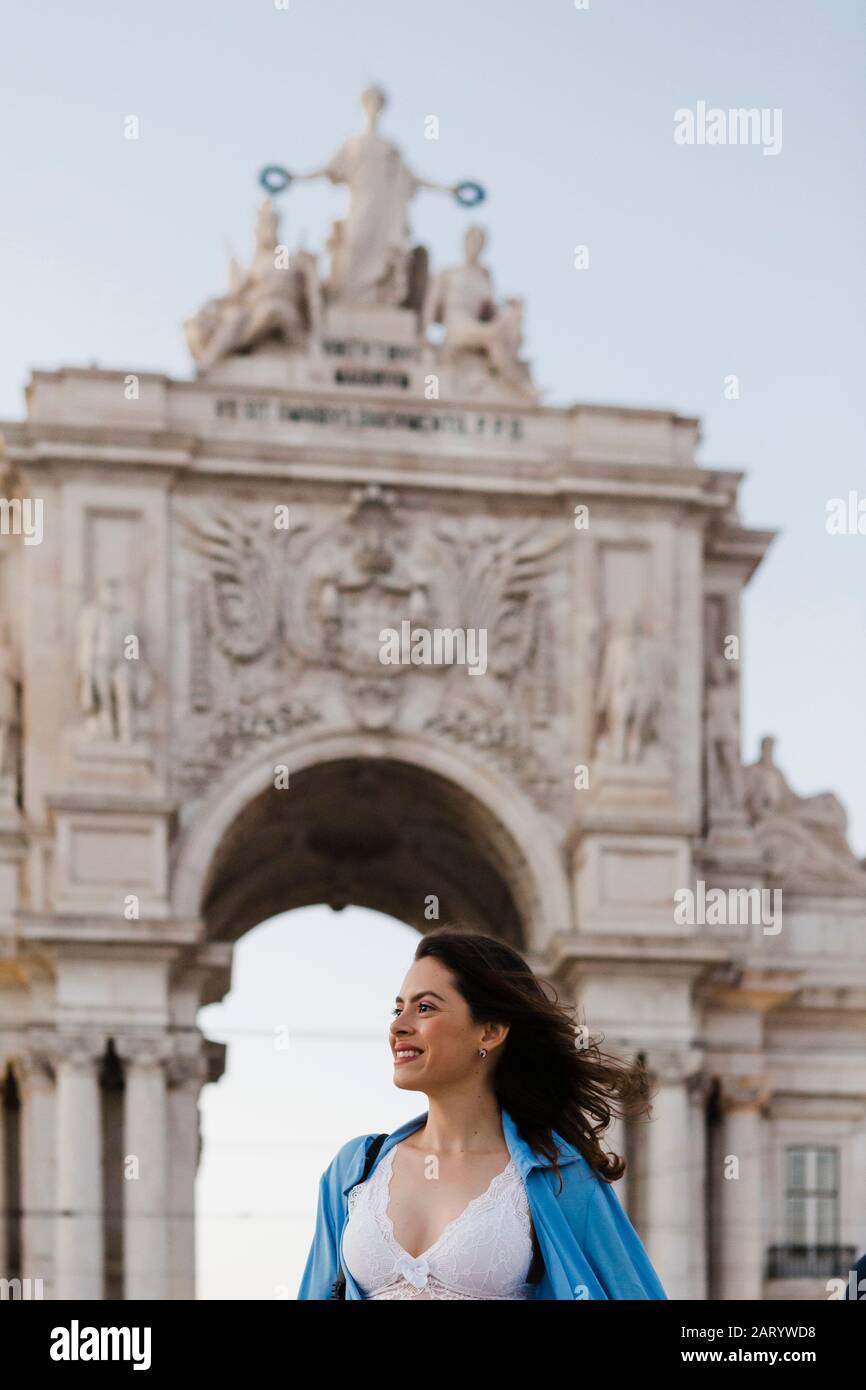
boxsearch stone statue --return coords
[745,735,849,835]
[291,85,458,306]
[77,577,148,742]
[743,735,865,886]
[185,198,320,371]
[595,613,664,764]
[705,657,744,809]
[423,225,536,399]
[0,620,21,788]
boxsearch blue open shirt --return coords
[297,1106,668,1300]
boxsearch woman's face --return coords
[389,956,507,1094]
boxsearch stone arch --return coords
[172,730,572,953]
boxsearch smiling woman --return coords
[297,928,668,1301]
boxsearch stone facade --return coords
[1,93,865,1300]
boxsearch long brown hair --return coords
[415,927,654,1190]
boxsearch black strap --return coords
[330,1133,389,1299]
[527,1228,545,1283]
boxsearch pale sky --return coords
[0,0,863,1297]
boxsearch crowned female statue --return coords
[292,85,459,306]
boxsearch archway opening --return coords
[199,756,531,945]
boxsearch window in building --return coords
[785,1146,839,1248]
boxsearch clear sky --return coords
[1,0,863,1297]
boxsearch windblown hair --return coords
[415,927,654,1190]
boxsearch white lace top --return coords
[342,1142,536,1300]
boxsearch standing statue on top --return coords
[289,85,462,307]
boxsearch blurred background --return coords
[0,0,863,1299]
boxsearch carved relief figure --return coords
[185,198,320,371]
[705,656,745,810]
[595,613,665,764]
[77,577,148,742]
[290,85,457,306]
[423,226,536,399]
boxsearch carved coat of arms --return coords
[176,485,566,804]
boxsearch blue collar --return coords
[342,1105,582,1196]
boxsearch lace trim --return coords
[364,1273,530,1301]
[378,1144,523,1261]
[345,1142,534,1300]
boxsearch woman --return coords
[297,928,667,1300]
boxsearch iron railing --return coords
[766,1245,857,1279]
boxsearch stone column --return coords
[167,1047,208,1300]
[687,1071,713,1301]
[117,1035,171,1300]
[55,1032,106,1300]
[715,1075,770,1301]
[638,1048,703,1301]
[0,1067,7,1278]
[12,1042,57,1296]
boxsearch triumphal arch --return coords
[1,88,865,1301]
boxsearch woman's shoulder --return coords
[324,1130,384,1179]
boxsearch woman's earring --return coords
[478,1048,488,1058]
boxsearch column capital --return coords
[115,1032,173,1070]
[55,1030,108,1071]
[687,1069,714,1108]
[166,1044,209,1090]
[10,1030,59,1092]
[718,1073,771,1114]
[643,1046,704,1086]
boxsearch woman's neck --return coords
[409,1091,506,1155]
